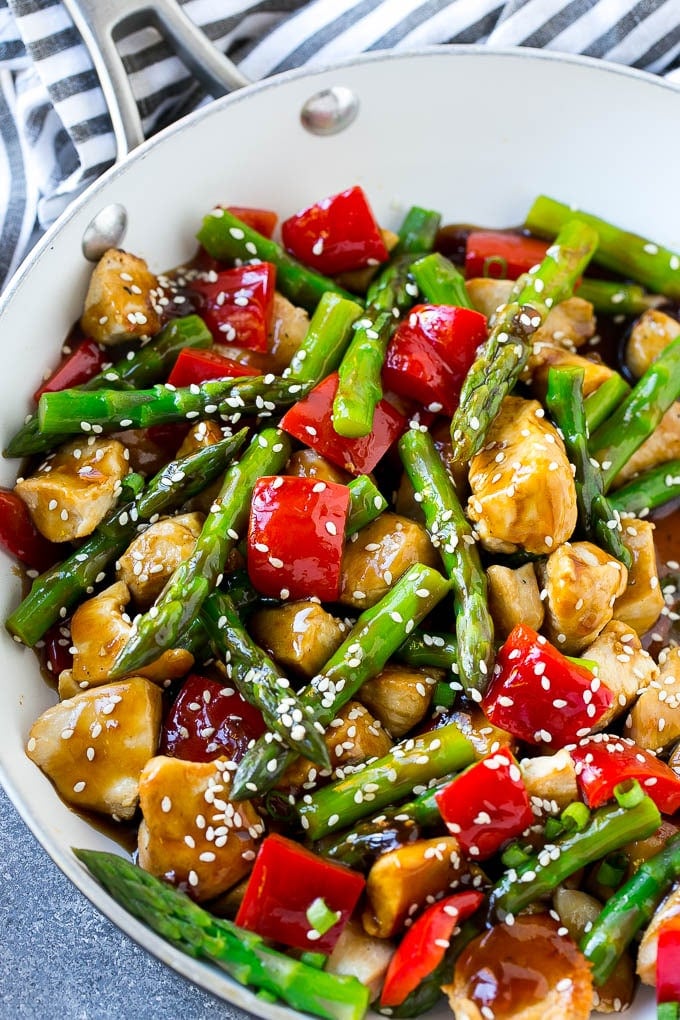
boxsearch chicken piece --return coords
[613,519,665,635]
[553,888,634,1013]
[467,395,577,556]
[137,755,264,902]
[584,621,658,731]
[362,836,478,938]
[626,308,680,378]
[59,581,193,695]
[627,646,680,752]
[444,913,593,1020]
[26,677,161,820]
[637,884,680,985]
[80,248,161,344]
[267,292,310,372]
[358,664,438,738]
[15,437,129,542]
[175,419,225,457]
[520,748,579,817]
[286,448,352,484]
[116,512,203,607]
[466,280,595,349]
[326,920,394,1002]
[339,512,438,609]
[446,706,516,760]
[524,342,613,401]
[248,601,347,680]
[278,700,391,794]
[612,402,680,485]
[537,541,628,654]
[486,563,544,639]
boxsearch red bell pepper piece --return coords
[33,337,107,402]
[380,890,485,1007]
[189,262,276,351]
[281,185,388,275]
[280,372,406,475]
[226,205,277,238]
[657,922,680,1006]
[247,475,350,602]
[160,673,266,763]
[435,746,534,860]
[235,832,365,954]
[383,304,487,415]
[166,347,260,387]
[570,734,680,814]
[464,230,549,280]
[0,489,58,572]
[482,624,613,747]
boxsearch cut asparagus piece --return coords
[346,475,388,536]
[332,311,393,438]
[411,253,473,309]
[576,278,666,316]
[449,219,599,467]
[607,459,680,517]
[393,205,442,256]
[285,292,363,385]
[583,373,631,434]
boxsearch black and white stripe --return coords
[1,0,679,291]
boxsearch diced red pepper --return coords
[482,624,613,748]
[235,833,365,954]
[383,304,487,415]
[280,372,406,476]
[435,747,534,860]
[247,475,350,602]
[379,890,485,1007]
[33,337,107,402]
[281,185,388,275]
[226,205,278,238]
[189,262,276,352]
[166,347,260,387]
[464,231,550,280]
[160,673,266,763]
[570,734,680,814]
[657,922,680,1005]
[0,489,58,572]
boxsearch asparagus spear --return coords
[545,367,632,569]
[580,831,680,985]
[589,334,680,489]
[197,208,356,310]
[346,475,388,536]
[5,315,212,458]
[201,590,330,768]
[332,311,393,438]
[449,219,599,467]
[365,254,419,318]
[608,459,680,517]
[399,427,494,698]
[393,205,442,256]
[526,195,680,299]
[37,374,311,438]
[583,373,631,433]
[109,428,291,677]
[395,629,459,671]
[298,721,474,840]
[489,783,661,922]
[410,252,473,309]
[576,278,666,316]
[75,850,369,1020]
[230,563,453,800]
[5,431,247,647]
[285,292,363,385]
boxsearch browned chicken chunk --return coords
[612,403,680,485]
[116,512,203,607]
[525,342,613,401]
[248,600,346,680]
[467,395,577,556]
[537,541,628,654]
[466,280,595,349]
[626,308,680,378]
[520,748,579,816]
[326,920,394,1002]
[286,447,352,484]
[358,663,437,737]
[585,620,657,730]
[15,437,129,542]
[487,562,544,639]
[27,677,162,820]
[613,519,665,635]
[81,248,161,344]
[268,292,310,371]
[627,646,680,752]
[137,755,264,902]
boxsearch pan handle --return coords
[62,0,251,161]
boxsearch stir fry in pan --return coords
[4,185,680,1020]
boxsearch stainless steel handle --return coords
[62,0,251,161]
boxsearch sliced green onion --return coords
[306,897,341,937]
[561,802,591,833]
[615,778,646,809]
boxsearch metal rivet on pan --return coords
[300,86,359,136]
[82,203,128,261]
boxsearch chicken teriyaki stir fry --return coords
[5,186,680,1020]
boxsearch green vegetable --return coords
[576,278,666,316]
[608,459,680,517]
[393,205,442,256]
[411,252,473,309]
[332,311,393,438]
[346,475,388,536]
[285,292,363,385]
[583,373,631,433]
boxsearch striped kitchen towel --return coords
[1,0,679,292]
